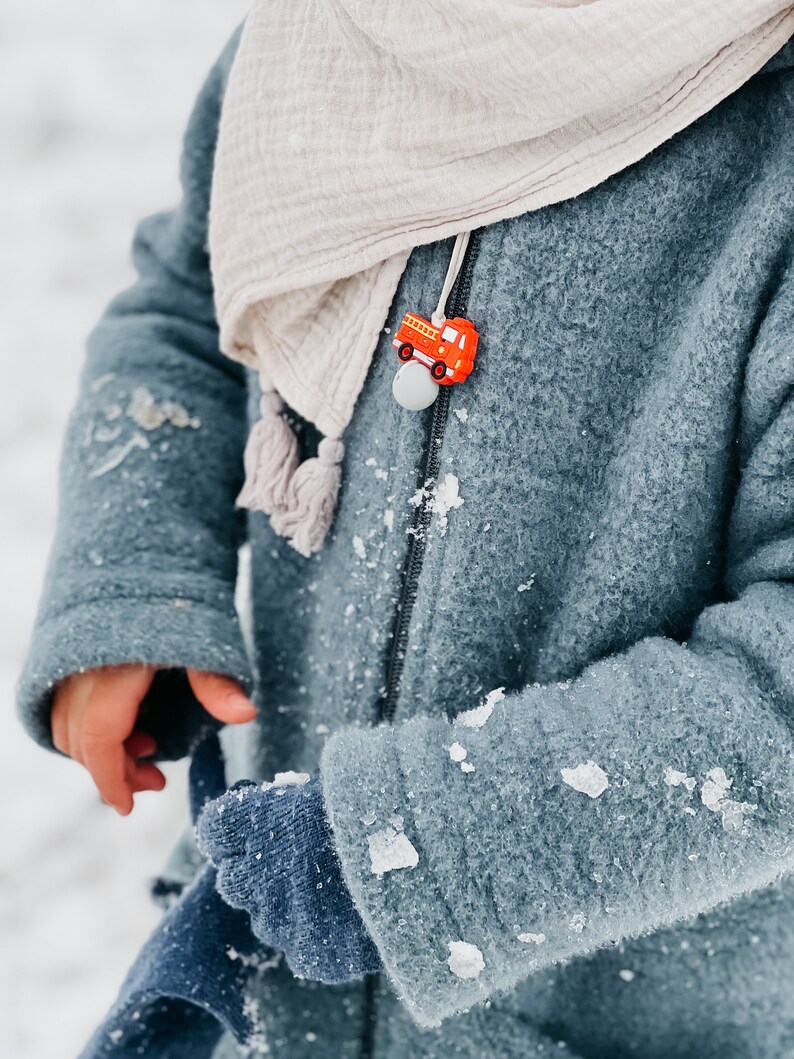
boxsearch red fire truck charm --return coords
[391,313,479,385]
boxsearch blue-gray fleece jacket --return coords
[16,26,794,1059]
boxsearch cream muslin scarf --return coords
[208,0,793,557]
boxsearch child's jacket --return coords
[16,27,794,1059]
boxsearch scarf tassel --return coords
[236,391,300,513]
[270,437,345,558]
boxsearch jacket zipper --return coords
[359,230,480,1059]
[377,228,481,727]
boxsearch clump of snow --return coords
[447,941,485,980]
[360,810,376,826]
[448,741,475,773]
[664,766,697,792]
[701,767,757,831]
[383,508,394,531]
[409,485,428,508]
[569,912,586,933]
[352,535,367,560]
[618,969,635,982]
[517,932,545,945]
[455,686,505,729]
[517,574,536,592]
[700,767,731,811]
[315,723,330,736]
[260,771,310,793]
[560,761,609,799]
[430,473,464,534]
[344,602,355,617]
[368,827,419,876]
[454,408,469,423]
[127,387,200,431]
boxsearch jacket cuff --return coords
[320,718,490,1028]
[16,589,253,760]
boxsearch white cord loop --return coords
[430,231,471,328]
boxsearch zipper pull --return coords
[392,232,479,411]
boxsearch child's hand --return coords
[51,665,257,816]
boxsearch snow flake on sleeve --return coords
[455,686,505,729]
[569,912,587,934]
[453,407,469,423]
[127,387,200,431]
[560,761,609,799]
[700,767,732,810]
[517,932,545,945]
[700,767,757,831]
[618,969,636,982]
[447,941,485,979]
[664,766,696,792]
[352,535,367,561]
[368,827,419,876]
[448,741,475,773]
[88,433,150,478]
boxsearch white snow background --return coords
[0,3,248,1056]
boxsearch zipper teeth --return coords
[378,230,480,726]
[380,386,450,723]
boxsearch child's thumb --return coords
[186,669,258,725]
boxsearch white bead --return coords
[392,361,440,411]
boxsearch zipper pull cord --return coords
[430,231,471,328]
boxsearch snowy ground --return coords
[0,4,248,1056]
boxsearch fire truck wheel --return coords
[431,361,446,381]
[397,343,414,362]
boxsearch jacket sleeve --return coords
[15,25,252,760]
[320,262,794,1027]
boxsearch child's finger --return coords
[124,731,158,759]
[83,737,133,815]
[186,669,258,726]
[124,756,166,794]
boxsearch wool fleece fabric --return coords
[16,25,794,1059]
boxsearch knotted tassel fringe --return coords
[236,390,300,513]
[270,436,345,558]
